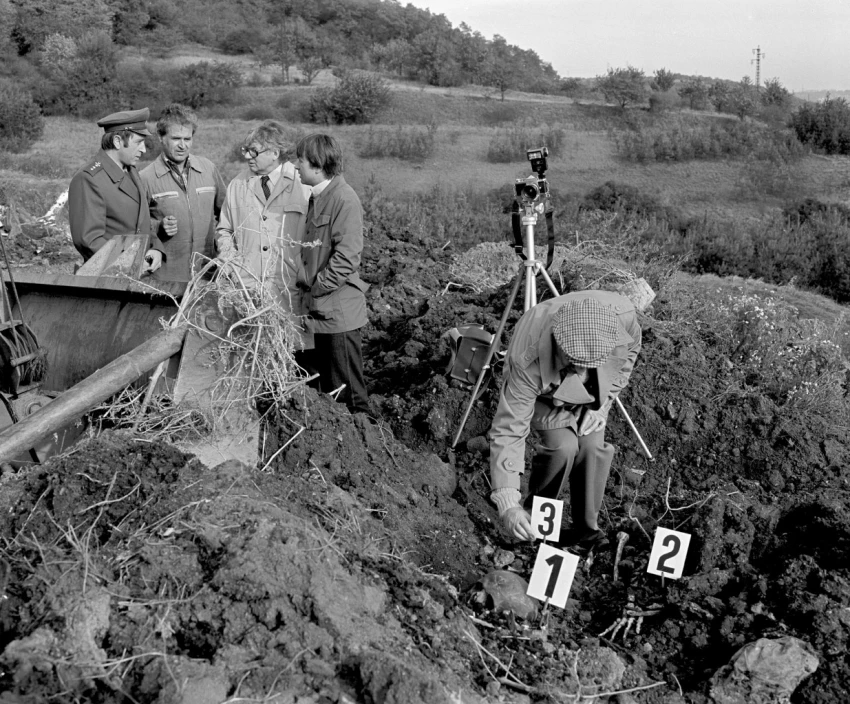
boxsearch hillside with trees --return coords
[2,0,559,92]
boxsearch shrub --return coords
[246,72,266,87]
[242,105,276,121]
[307,72,391,125]
[0,83,44,152]
[361,177,507,250]
[219,28,256,55]
[611,115,804,164]
[790,96,850,155]
[38,30,119,118]
[170,62,242,109]
[648,91,679,114]
[358,124,437,161]
[481,104,522,126]
[658,284,848,416]
[486,124,565,163]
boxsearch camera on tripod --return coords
[514,146,550,206]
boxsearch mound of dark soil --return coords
[0,228,847,702]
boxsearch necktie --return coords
[261,175,271,200]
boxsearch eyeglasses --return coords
[241,146,270,159]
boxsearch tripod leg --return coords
[451,267,525,449]
[615,397,653,460]
[538,266,561,298]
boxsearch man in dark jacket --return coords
[294,134,370,415]
[68,108,163,272]
[489,291,641,549]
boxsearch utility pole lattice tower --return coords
[751,46,765,89]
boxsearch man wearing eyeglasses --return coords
[216,121,310,319]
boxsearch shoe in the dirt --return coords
[560,528,610,552]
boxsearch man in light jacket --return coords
[489,291,641,550]
[215,120,310,320]
[140,103,226,281]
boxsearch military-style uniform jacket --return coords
[489,290,642,492]
[215,163,309,311]
[296,175,370,335]
[141,154,226,282]
[68,150,161,262]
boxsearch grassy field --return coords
[6,82,850,218]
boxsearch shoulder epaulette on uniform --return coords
[86,161,103,175]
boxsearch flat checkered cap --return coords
[553,298,619,368]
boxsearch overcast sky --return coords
[405,0,850,93]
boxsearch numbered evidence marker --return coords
[530,496,564,542]
[647,527,692,580]
[527,542,579,609]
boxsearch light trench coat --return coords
[216,162,310,316]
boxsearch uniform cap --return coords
[96,108,152,136]
[552,297,620,368]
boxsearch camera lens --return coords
[521,183,539,200]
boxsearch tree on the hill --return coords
[456,23,488,84]
[410,24,462,87]
[678,77,709,110]
[0,0,17,56]
[482,35,520,101]
[761,77,791,107]
[10,0,113,54]
[370,38,413,77]
[717,77,759,121]
[596,65,646,108]
[790,95,850,155]
[708,80,732,113]
[652,67,675,92]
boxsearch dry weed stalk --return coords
[98,255,309,449]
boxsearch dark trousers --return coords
[524,426,615,531]
[296,328,370,415]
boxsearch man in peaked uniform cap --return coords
[488,291,642,550]
[68,107,164,272]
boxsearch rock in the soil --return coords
[478,569,539,621]
[709,636,819,704]
[575,645,626,692]
[466,435,489,455]
[356,649,483,704]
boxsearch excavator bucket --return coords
[0,235,261,467]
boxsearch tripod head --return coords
[514,146,552,221]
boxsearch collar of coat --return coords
[535,315,633,411]
[152,153,203,178]
[311,174,346,206]
[97,149,136,184]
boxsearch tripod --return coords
[451,200,558,448]
[450,202,655,460]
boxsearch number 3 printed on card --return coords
[530,496,564,542]
[647,527,691,579]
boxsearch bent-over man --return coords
[489,291,642,550]
[68,107,163,273]
[140,103,226,281]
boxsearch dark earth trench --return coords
[0,222,847,704]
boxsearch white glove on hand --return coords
[491,488,535,541]
[501,506,535,541]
